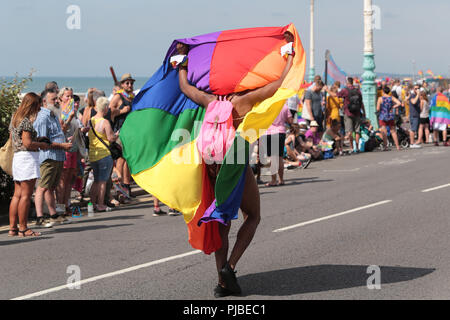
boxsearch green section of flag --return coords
[215,136,250,205]
[120,107,205,175]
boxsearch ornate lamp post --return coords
[308,0,316,83]
[362,0,377,128]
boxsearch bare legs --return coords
[35,186,57,218]
[268,156,284,186]
[90,181,107,210]
[56,168,77,212]
[380,125,400,150]
[417,124,430,144]
[9,179,40,236]
[215,166,261,286]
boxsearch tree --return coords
[0,72,33,205]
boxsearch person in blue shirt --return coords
[33,89,73,227]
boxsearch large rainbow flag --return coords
[120,24,306,254]
[430,93,450,126]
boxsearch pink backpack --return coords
[197,97,236,163]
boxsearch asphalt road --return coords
[1,144,450,300]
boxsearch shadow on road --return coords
[72,215,144,224]
[238,264,435,297]
[49,223,134,234]
[281,177,334,186]
[0,236,54,246]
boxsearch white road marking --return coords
[11,250,201,300]
[273,200,392,233]
[422,183,450,193]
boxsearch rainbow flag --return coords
[325,52,347,85]
[430,93,450,126]
[120,24,306,254]
[61,98,74,121]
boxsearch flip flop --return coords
[265,182,278,187]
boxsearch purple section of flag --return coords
[164,31,221,93]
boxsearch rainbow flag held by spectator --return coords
[324,52,347,85]
[120,24,306,254]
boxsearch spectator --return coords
[8,93,51,237]
[376,86,401,151]
[304,120,323,160]
[337,77,366,153]
[430,87,449,147]
[417,91,430,144]
[88,97,118,212]
[325,85,342,129]
[286,94,301,119]
[405,84,422,148]
[33,89,73,228]
[321,119,343,155]
[56,87,80,215]
[109,74,135,198]
[260,101,293,186]
[303,80,325,132]
[445,84,450,100]
[285,124,312,168]
[44,81,59,92]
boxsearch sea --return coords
[1,76,150,95]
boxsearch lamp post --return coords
[361,0,377,128]
[308,0,316,83]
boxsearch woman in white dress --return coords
[8,93,51,237]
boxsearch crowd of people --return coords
[7,73,183,238]
[249,76,450,187]
[5,71,450,238]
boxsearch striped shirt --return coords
[33,107,66,163]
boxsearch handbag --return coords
[89,119,122,160]
[0,138,13,176]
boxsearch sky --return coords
[1,0,449,79]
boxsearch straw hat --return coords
[310,120,319,127]
[120,73,135,83]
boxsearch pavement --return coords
[1,143,450,300]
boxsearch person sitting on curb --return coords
[285,124,312,169]
[304,120,323,160]
[321,119,343,156]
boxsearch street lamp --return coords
[361,0,377,128]
[308,0,316,83]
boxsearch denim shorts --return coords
[91,155,113,182]
[410,117,420,133]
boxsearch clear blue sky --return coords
[1,0,449,78]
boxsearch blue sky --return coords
[1,0,449,78]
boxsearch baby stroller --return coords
[387,116,410,149]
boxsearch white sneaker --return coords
[44,215,72,228]
[410,144,422,149]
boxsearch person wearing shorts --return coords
[337,77,366,153]
[33,89,73,227]
[260,103,293,187]
[88,97,119,212]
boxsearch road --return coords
[1,144,450,300]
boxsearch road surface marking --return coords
[422,183,450,193]
[11,250,201,300]
[273,200,392,233]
